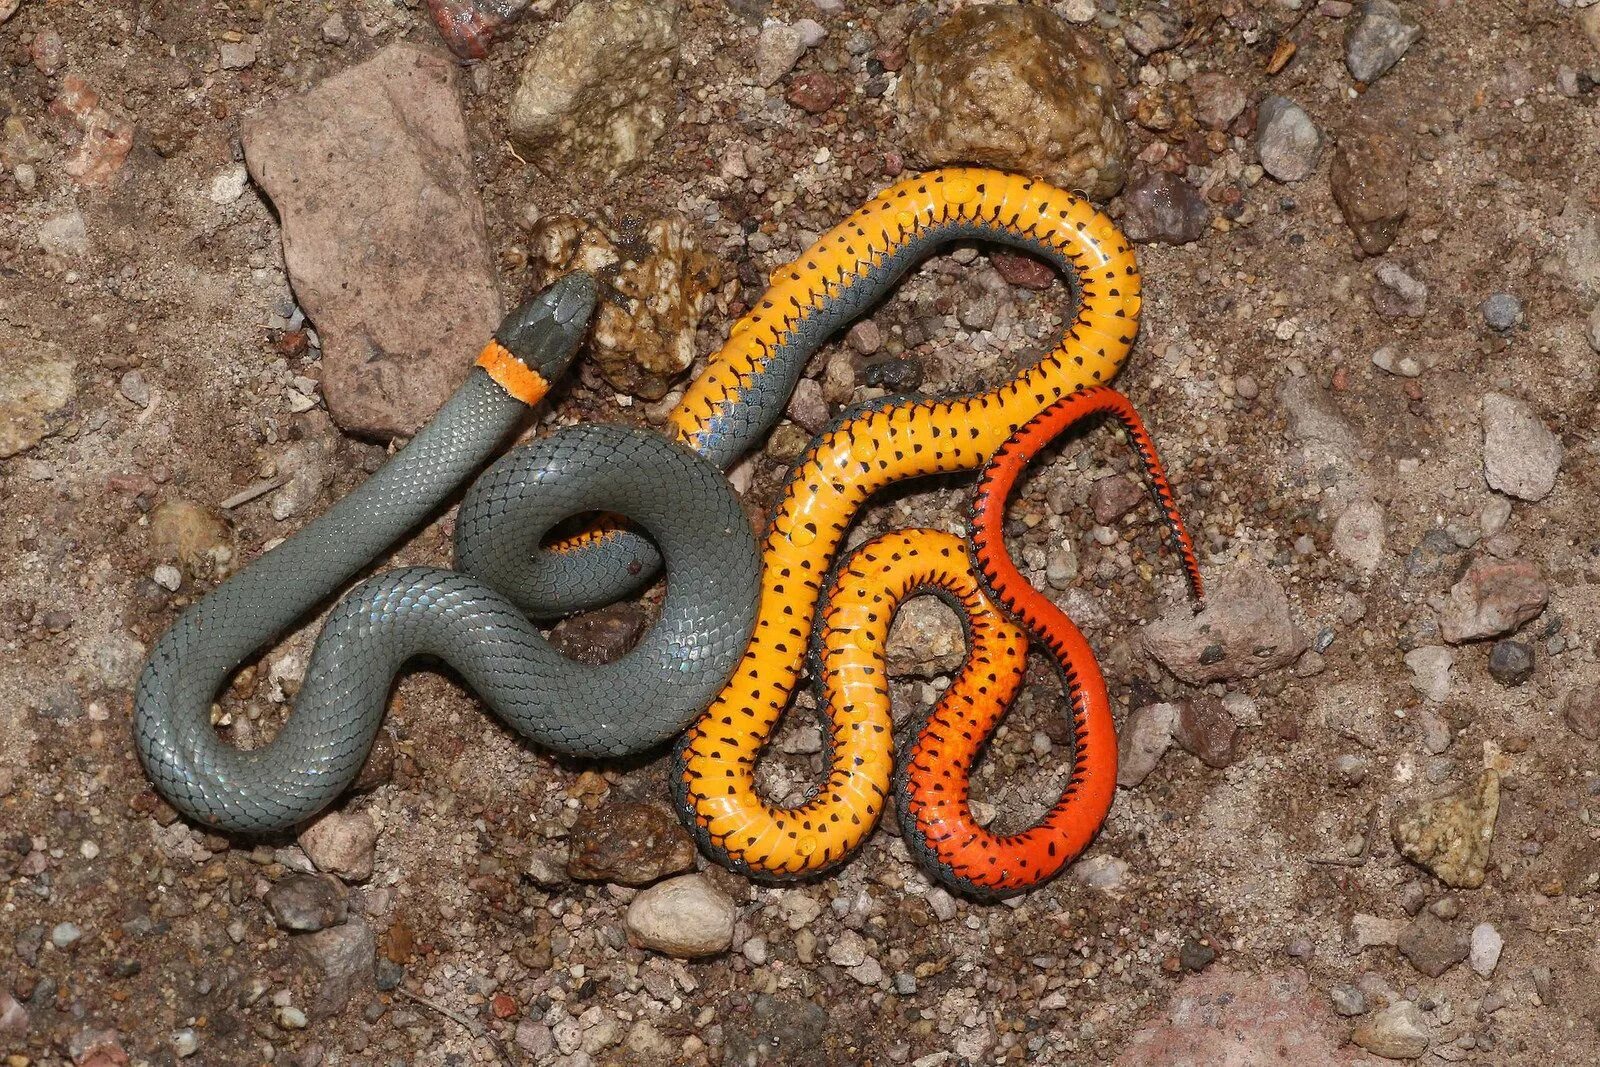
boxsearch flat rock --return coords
[1189,72,1247,130]
[1352,1001,1429,1059]
[887,596,967,677]
[1142,561,1308,683]
[566,801,697,885]
[1481,393,1562,502]
[265,873,349,932]
[1469,922,1503,978]
[898,5,1128,200]
[1392,771,1500,889]
[0,989,27,1037]
[509,0,680,179]
[1173,697,1237,769]
[1345,0,1423,84]
[1372,262,1427,318]
[624,874,736,957]
[1438,557,1548,644]
[1330,116,1411,255]
[243,43,501,439]
[1120,171,1209,245]
[1118,702,1178,787]
[1403,645,1453,703]
[0,338,75,459]
[1332,498,1386,573]
[297,915,375,1018]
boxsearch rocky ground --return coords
[4,0,1600,1064]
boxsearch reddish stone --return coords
[425,0,529,60]
[990,250,1057,291]
[785,71,844,114]
[50,75,134,187]
[491,993,517,1019]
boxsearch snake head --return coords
[494,272,597,382]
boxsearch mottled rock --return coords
[1173,698,1237,769]
[1481,293,1522,331]
[424,0,529,60]
[567,802,696,885]
[1352,913,1404,949]
[243,44,502,439]
[534,214,719,399]
[297,809,379,883]
[1439,557,1548,643]
[1587,305,1600,353]
[1560,686,1600,740]
[1345,0,1423,84]
[1331,117,1411,255]
[1072,854,1131,892]
[1143,562,1308,683]
[37,211,89,258]
[1089,474,1145,526]
[1120,171,1209,245]
[510,0,680,178]
[887,596,966,677]
[1392,771,1500,889]
[785,71,844,114]
[0,345,75,459]
[898,5,1128,200]
[624,874,736,957]
[1352,1001,1429,1059]
[1487,639,1533,686]
[1481,393,1562,502]
[754,19,817,87]
[298,915,375,1017]
[1396,914,1468,977]
[147,500,236,577]
[1118,702,1178,787]
[265,873,349,932]
[1189,72,1247,131]
[1256,96,1322,183]
[1123,6,1185,56]
[1372,262,1428,318]
[547,602,647,664]
[723,995,828,1067]
[1332,499,1386,573]
[1403,645,1453,703]
[51,75,134,186]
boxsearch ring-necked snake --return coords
[134,274,761,834]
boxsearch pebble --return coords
[548,602,646,665]
[1391,771,1500,889]
[37,211,90,259]
[1370,346,1421,377]
[1469,923,1503,978]
[785,71,843,114]
[51,921,82,948]
[1330,984,1366,1016]
[1119,171,1210,245]
[1189,72,1247,130]
[624,875,736,957]
[898,5,1128,199]
[1561,686,1600,740]
[1481,293,1522,330]
[1123,6,1186,56]
[886,597,966,677]
[1332,498,1386,572]
[1331,116,1412,254]
[1089,475,1145,525]
[1486,639,1533,686]
[0,990,27,1036]
[1438,557,1549,643]
[1373,262,1428,318]
[566,801,697,886]
[925,887,959,922]
[1117,702,1178,787]
[219,39,257,69]
[1586,305,1600,352]
[152,564,182,592]
[277,1004,309,1030]
[1256,96,1323,183]
[1071,854,1131,892]
[297,809,379,883]
[826,930,868,968]
[1396,914,1468,977]
[172,1027,199,1057]
[54,75,135,186]
[320,13,349,45]
[1173,698,1237,769]
[1481,393,1562,502]
[1142,562,1308,683]
[297,915,375,1017]
[1352,1000,1429,1059]
[1352,913,1404,949]
[1345,0,1423,84]
[754,19,814,87]
[264,873,348,932]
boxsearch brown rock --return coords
[1142,562,1308,683]
[567,801,696,885]
[1120,171,1209,246]
[1438,557,1548,644]
[425,0,529,60]
[786,71,844,114]
[147,500,236,578]
[1118,702,1177,787]
[243,44,502,439]
[1090,474,1146,525]
[1560,686,1600,740]
[990,250,1057,291]
[0,339,75,459]
[547,602,648,665]
[1392,771,1500,889]
[1396,913,1468,977]
[1173,698,1237,769]
[1189,72,1247,130]
[898,5,1128,200]
[1331,116,1411,255]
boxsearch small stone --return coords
[0,990,28,1037]
[784,377,830,435]
[38,211,90,258]
[1392,771,1500,889]
[1331,984,1366,1016]
[1403,645,1453,703]
[1562,686,1600,740]
[547,602,647,664]
[297,809,379,883]
[624,874,736,957]
[321,13,349,44]
[887,597,966,677]
[1345,0,1423,84]
[1352,1001,1429,1060]
[1189,72,1247,131]
[785,71,843,113]
[277,1005,309,1030]
[1071,854,1130,892]
[297,916,376,1017]
[52,75,134,186]
[1352,913,1404,949]
[1124,6,1185,56]
[1486,640,1533,687]
[1372,262,1427,318]
[826,930,868,968]
[847,320,882,355]
[1438,557,1548,644]
[510,0,680,177]
[1330,117,1411,255]
[1173,698,1237,769]
[755,20,812,86]
[264,873,348,932]
[566,801,696,886]
[1142,562,1308,683]
[1370,346,1422,377]
[152,564,182,592]
[1089,475,1145,525]
[1469,923,1503,978]
[219,39,257,70]
[1586,305,1600,353]
[1119,171,1210,245]
[1481,393,1562,502]
[1332,498,1386,572]
[0,347,77,459]
[925,887,959,922]
[1256,96,1322,183]
[898,5,1128,199]
[1481,293,1522,331]
[1396,914,1468,978]
[118,369,151,408]
[990,250,1057,290]
[51,921,82,948]
[742,937,769,965]
[1118,702,1178,787]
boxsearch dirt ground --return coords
[4,0,1600,1064]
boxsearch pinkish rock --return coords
[50,75,134,187]
[1090,474,1146,525]
[297,808,379,882]
[1438,557,1548,644]
[1114,968,1371,1065]
[1142,561,1309,683]
[0,990,28,1037]
[243,43,502,439]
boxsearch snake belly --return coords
[663,168,1159,889]
[133,274,761,835]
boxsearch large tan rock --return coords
[243,43,501,439]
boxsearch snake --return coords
[654,167,1204,896]
[133,272,761,834]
